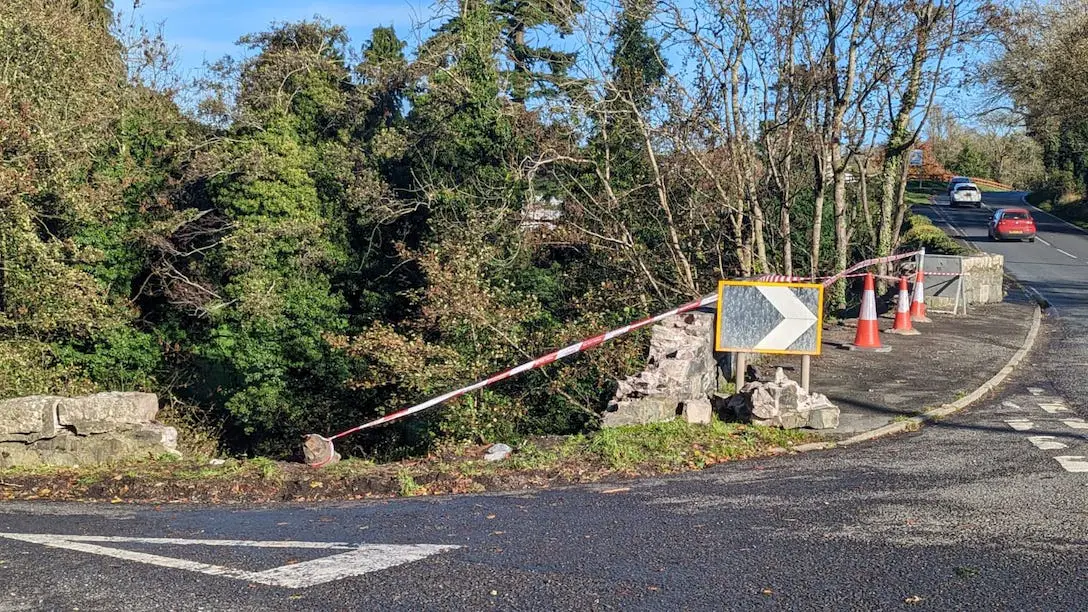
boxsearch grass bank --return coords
[1027,189,1088,231]
[0,419,810,504]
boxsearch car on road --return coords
[950,182,982,207]
[946,176,971,195]
[988,208,1037,242]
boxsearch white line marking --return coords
[1057,248,1078,259]
[1036,237,1052,246]
[1005,418,1034,431]
[1002,401,1021,409]
[1054,456,1088,473]
[0,533,460,589]
[1061,419,1088,430]
[1027,388,1044,396]
[1027,436,1069,451]
[1039,403,1071,414]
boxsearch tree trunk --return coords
[877,5,936,279]
[832,171,850,309]
[811,152,827,278]
[891,155,913,249]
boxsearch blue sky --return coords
[119,0,436,78]
[117,0,993,132]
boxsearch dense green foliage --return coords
[2,0,967,458]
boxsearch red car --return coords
[989,208,1037,242]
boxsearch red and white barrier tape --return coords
[756,250,925,286]
[306,249,928,465]
[307,291,720,463]
[821,250,923,287]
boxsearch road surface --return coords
[0,190,1085,610]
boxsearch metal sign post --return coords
[716,281,825,389]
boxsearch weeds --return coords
[396,469,425,496]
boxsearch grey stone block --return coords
[681,399,713,425]
[602,397,679,428]
[806,407,841,429]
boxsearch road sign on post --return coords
[717,281,824,391]
[715,281,824,355]
[909,149,924,166]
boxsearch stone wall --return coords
[924,253,1004,310]
[0,392,179,467]
[960,253,1005,305]
[602,311,721,427]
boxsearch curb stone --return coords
[791,304,1042,451]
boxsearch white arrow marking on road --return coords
[1038,402,1071,414]
[1054,456,1088,473]
[753,286,817,351]
[1027,436,1069,451]
[1005,419,1034,431]
[0,533,459,589]
[1061,419,1088,430]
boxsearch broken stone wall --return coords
[603,311,723,427]
[0,392,179,467]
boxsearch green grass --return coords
[906,179,947,195]
[1,417,814,501]
[1029,189,1088,231]
[585,418,805,471]
[905,190,933,207]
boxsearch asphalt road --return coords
[1,190,1086,611]
[922,190,1088,408]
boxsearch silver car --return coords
[946,176,971,196]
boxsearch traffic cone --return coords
[887,276,920,335]
[848,273,891,352]
[910,269,932,323]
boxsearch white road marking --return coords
[0,533,460,589]
[1036,237,1052,246]
[1054,456,1088,473]
[1027,436,1069,451]
[1027,387,1044,396]
[1061,419,1088,430]
[1005,418,1034,431]
[1056,248,1078,259]
[1002,401,1021,409]
[1038,402,1071,414]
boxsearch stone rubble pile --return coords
[603,311,721,427]
[0,392,180,467]
[723,368,840,429]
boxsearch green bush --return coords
[901,214,966,255]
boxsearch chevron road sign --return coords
[715,281,824,355]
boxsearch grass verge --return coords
[1028,189,1088,231]
[0,419,811,504]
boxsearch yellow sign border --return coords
[714,280,825,356]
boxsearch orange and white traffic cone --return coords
[887,276,920,335]
[848,273,891,352]
[910,269,932,323]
